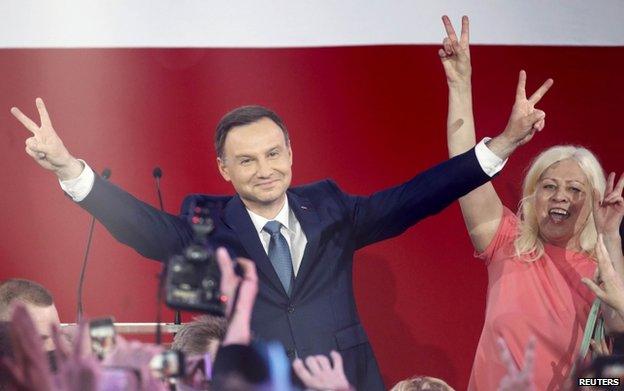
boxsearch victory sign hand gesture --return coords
[594,172,624,236]
[501,70,553,147]
[11,98,82,180]
[439,15,471,85]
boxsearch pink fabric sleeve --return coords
[474,206,519,265]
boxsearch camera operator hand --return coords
[216,247,258,345]
[11,98,84,181]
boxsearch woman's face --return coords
[534,158,592,250]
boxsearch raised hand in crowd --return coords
[486,70,553,159]
[11,98,83,180]
[593,173,624,238]
[292,350,353,391]
[176,354,211,391]
[0,304,101,391]
[496,337,536,391]
[51,321,100,391]
[0,304,56,390]
[583,235,624,318]
[216,247,258,346]
[588,173,624,332]
[102,336,166,391]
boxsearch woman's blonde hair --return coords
[514,145,606,261]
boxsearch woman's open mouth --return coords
[548,208,570,223]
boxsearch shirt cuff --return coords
[59,160,95,202]
[475,137,507,177]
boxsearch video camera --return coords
[165,199,226,316]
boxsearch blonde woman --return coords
[439,16,624,390]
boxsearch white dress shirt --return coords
[246,200,307,275]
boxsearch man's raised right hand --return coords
[12,98,83,180]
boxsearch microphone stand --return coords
[152,167,182,346]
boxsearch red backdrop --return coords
[0,46,622,389]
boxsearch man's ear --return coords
[217,157,231,181]
[287,143,293,166]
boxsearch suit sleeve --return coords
[333,147,492,249]
[77,174,194,262]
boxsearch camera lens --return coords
[185,245,209,262]
[171,262,201,287]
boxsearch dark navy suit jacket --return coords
[79,148,492,390]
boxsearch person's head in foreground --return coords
[391,375,455,391]
[172,314,227,362]
[0,278,60,352]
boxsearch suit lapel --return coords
[288,191,321,295]
[222,195,286,295]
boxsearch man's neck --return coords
[243,195,287,219]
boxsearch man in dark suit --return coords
[12,97,548,389]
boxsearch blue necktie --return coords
[263,220,294,295]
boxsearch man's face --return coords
[218,117,292,214]
[20,302,61,351]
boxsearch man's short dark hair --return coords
[215,105,289,159]
[172,315,228,356]
[0,279,54,320]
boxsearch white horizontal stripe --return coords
[2,0,623,48]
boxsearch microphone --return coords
[102,168,111,180]
[152,167,164,211]
[76,168,111,322]
[152,167,162,179]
